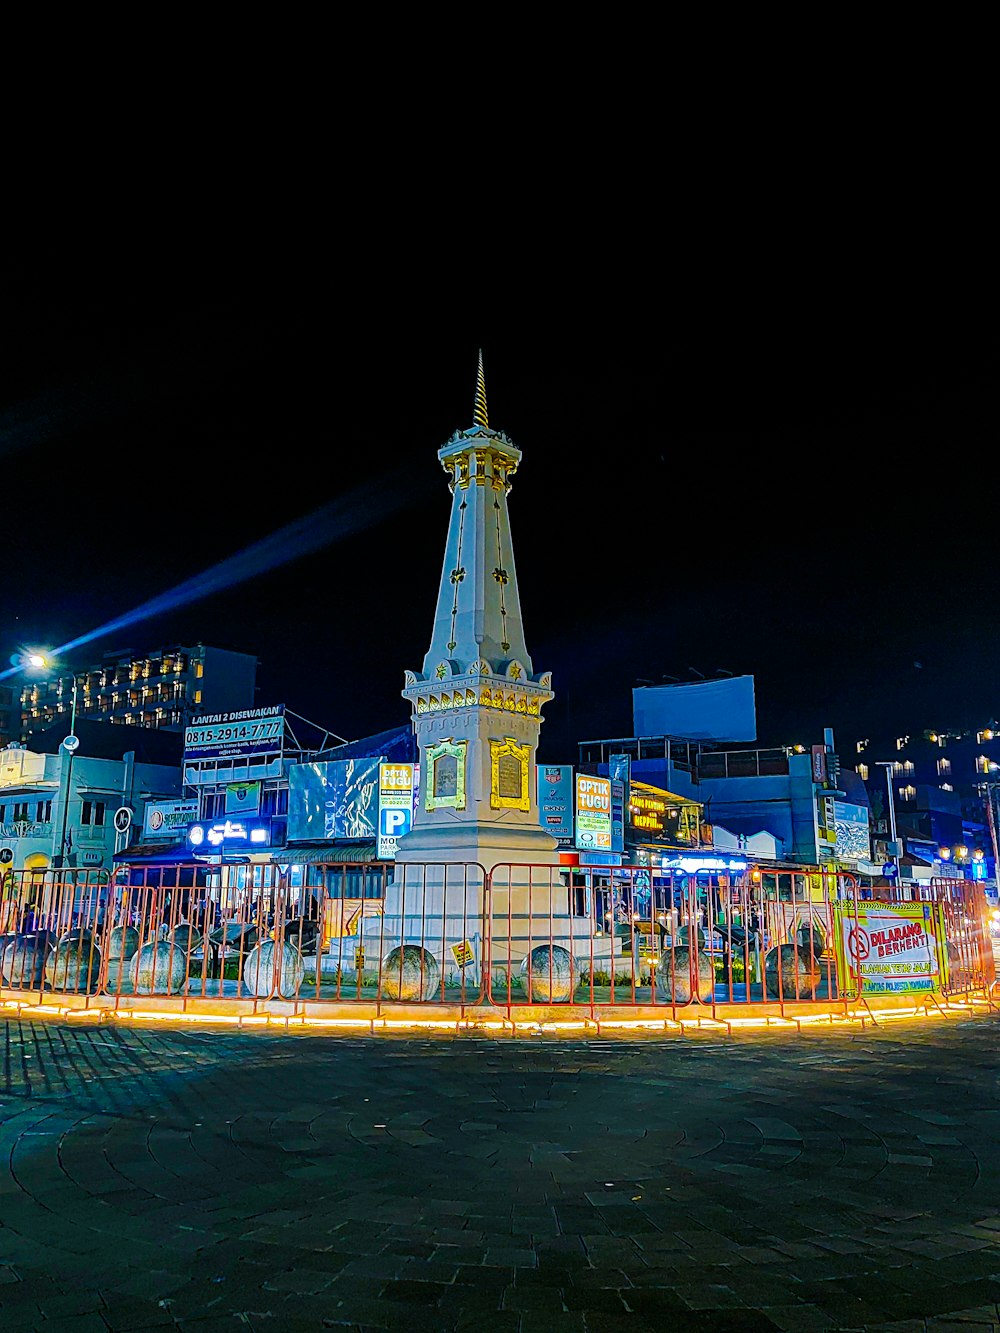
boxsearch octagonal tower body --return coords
[396,363,559,870]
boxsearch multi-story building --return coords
[18,643,257,741]
[0,683,14,750]
[853,723,1000,882]
[577,731,875,875]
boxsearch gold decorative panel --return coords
[489,737,530,811]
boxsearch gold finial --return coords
[473,349,489,428]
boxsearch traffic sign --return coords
[62,734,80,752]
[113,806,133,834]
[882,861,898,879]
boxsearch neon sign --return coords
[187,819,270,848]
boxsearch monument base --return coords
[394,819,561,872]
[357,857,619,994]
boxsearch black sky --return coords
[2,259,996,763]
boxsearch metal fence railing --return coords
[1,862,995,1018]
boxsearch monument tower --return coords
[396,353,560,870]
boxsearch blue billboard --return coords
[288,757,381,841]
[537,764,573,844]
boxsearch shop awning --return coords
[273,841,382,865]
[112,842,193,866]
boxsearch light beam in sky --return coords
[0,465,434,681]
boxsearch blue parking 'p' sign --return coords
[381,807,410,838]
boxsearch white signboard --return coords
[378,762,416,859]
[183,705,285,760]
[143,799,199,841]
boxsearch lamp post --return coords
[874,762,899,881]
[55,672,80,871]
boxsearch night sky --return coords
[2,263,996,764]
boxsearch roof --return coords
[26,718,184,767]
[315,724,416,765]
[274,841,384,864]
[112,842,192,865]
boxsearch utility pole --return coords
[55,674,80,872]
[980,781,1000,886]
[874,762,899,881]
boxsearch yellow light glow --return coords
[2,994,994,1037]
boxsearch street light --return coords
[24,652,80,869]
[874,762,899,880]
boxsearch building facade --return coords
[18,643,257,742]
[0,737,183,880]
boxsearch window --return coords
[0,805,5,824]
[81,800,106,826]
[902,760,914,774]
[892,761,903,776]
[35,800,51,822]
[13,802,29,821]
[896,735,909,750]
[976,755,991,774]
[194,689,202,704]
[937,758,951,776]
[202,792,225,819]
[195,662,204,679]
[898,785,916,801]
[857,763,869,781]
[261,787,288,816]
[940,783,954,792]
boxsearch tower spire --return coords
[473,349,489,428]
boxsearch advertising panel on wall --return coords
[833,800,871,862]
[184,705,286,761]
[833,900,949,998]
[377,762,417,859]
[537,764,574,844]
[575,775,612,851]
[143,799,199,841]
[287,757,381,841]
[225,781,261,816]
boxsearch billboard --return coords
[378,762,417,859]
[225,781,261,815]
[833,800,871,862]
[287,757,381,841]
[143,799,199,841]
[184,705,285,761]
[833,901,948,998]
[632,676,756,742]
[575,774,612,851]
[537,764,574,843]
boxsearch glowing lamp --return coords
[973,849,984,861]
[938,847,951,859]
[955,845,969,859]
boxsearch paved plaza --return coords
[1,1016,1000,1332]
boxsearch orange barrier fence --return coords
[0,862,994,1018]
